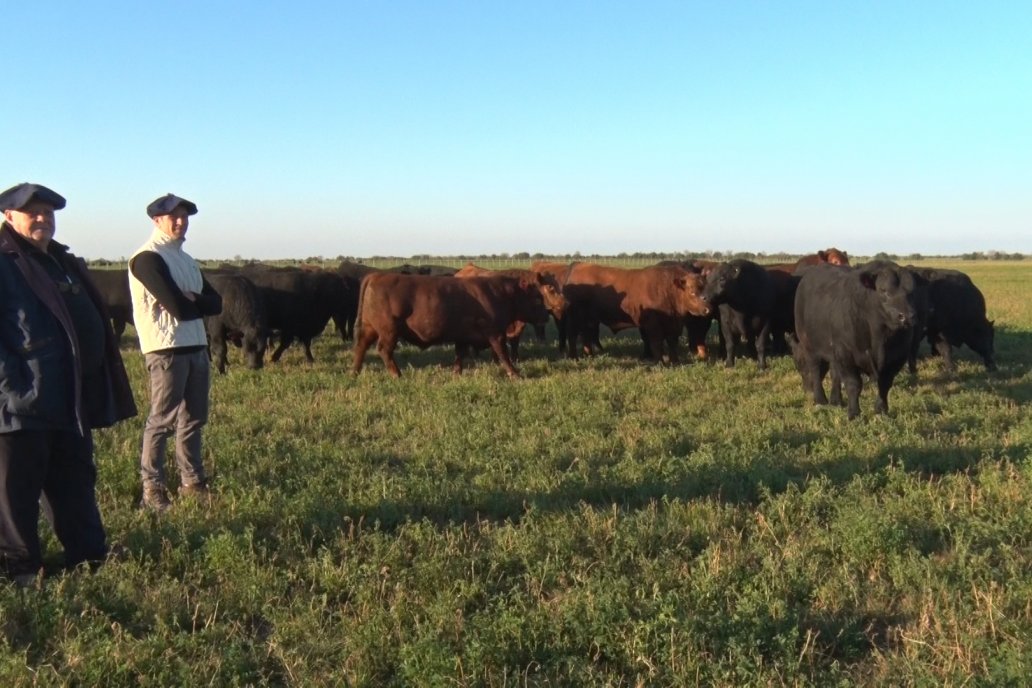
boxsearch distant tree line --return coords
[86,249,1027,269]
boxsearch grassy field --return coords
[2,261,1029,686]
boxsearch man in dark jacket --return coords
[0,182,137,586]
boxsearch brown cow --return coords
[453,263,566,361]
[766,248,850,275]
[652,260,720,360]
[560,263,711,362]
[681,261,719,360]
[352,273,551,378]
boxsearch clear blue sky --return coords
[6,1,1030,260]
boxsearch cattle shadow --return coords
[105,436,1025,668]
[986,327,1032,404]
[232,438,1027,543]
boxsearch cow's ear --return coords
[859,272,877,290]
[674,277,687,289]
[818,250,828,260]
[534,271,546,285]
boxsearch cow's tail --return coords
[354,274,370,344]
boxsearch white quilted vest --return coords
[128,229,207,353]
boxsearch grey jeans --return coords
[140,349,210,490]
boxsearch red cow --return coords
[453,262,566,360]
[352,273,551,378]
[560,263,711,362]
[767,248,851,274]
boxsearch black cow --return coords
[702,259,798,369]
[907,267,996,372]
[303,268,353,349]
[336,261,383,340]
[87,267,133,339]
[240,267,337,363]
[793,262,921,419]
[203,272,269,374]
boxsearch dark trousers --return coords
[0,429,107,577]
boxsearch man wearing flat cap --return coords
[0,182,136,585]
[129,193,221,513]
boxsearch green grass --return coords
[2,262,1030,686]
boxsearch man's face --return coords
[154,207,191,240]
[3,202,56,248]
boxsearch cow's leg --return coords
[303,339,316,364]
[588,321,604,355]
[769,326,788,357]
[685,317,709,361]
[270,334,293,363]
[828,365,844,406]
[564,310,582,358]
[332,315,349,344]
[507,322,526,362]
[488,337,520,378]
[790,338,812,391]
[874,370,894,415]
[665,330,681,364]
[715,324,727,362]
[755,321,771,370]
[453,344,469,375]
[843,370,863,420]
[810,359,829,405]
[556,314,569,354]
[377,335,402,378]
[206,322,227,374]
[351,329,377,374]
[638,329,651,360]
[638,321,666,363]
[907,328,924,375]
[211,334,228,375]
[934,338,955,372]
[720,315,736,368]
[508,335,520,362]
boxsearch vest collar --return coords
[148,228,185,250]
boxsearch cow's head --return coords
[244,333,267,370]
[858,262,918,330]
[700,261,741,305]
[531,271,567,320]
[819,248,850,266]
[514,276,552,324]
[697,261,719,279]
[673,271,711,317]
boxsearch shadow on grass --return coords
[352,443,1024,533]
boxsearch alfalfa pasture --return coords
[2,260,1030,686]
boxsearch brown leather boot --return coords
[141,485,172,514]
[179,481,211,502]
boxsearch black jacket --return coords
[0,224,136,434]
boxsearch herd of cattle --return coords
[87,248,996,419]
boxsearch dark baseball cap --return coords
[146,193,198,218]
[0,182,66,211]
